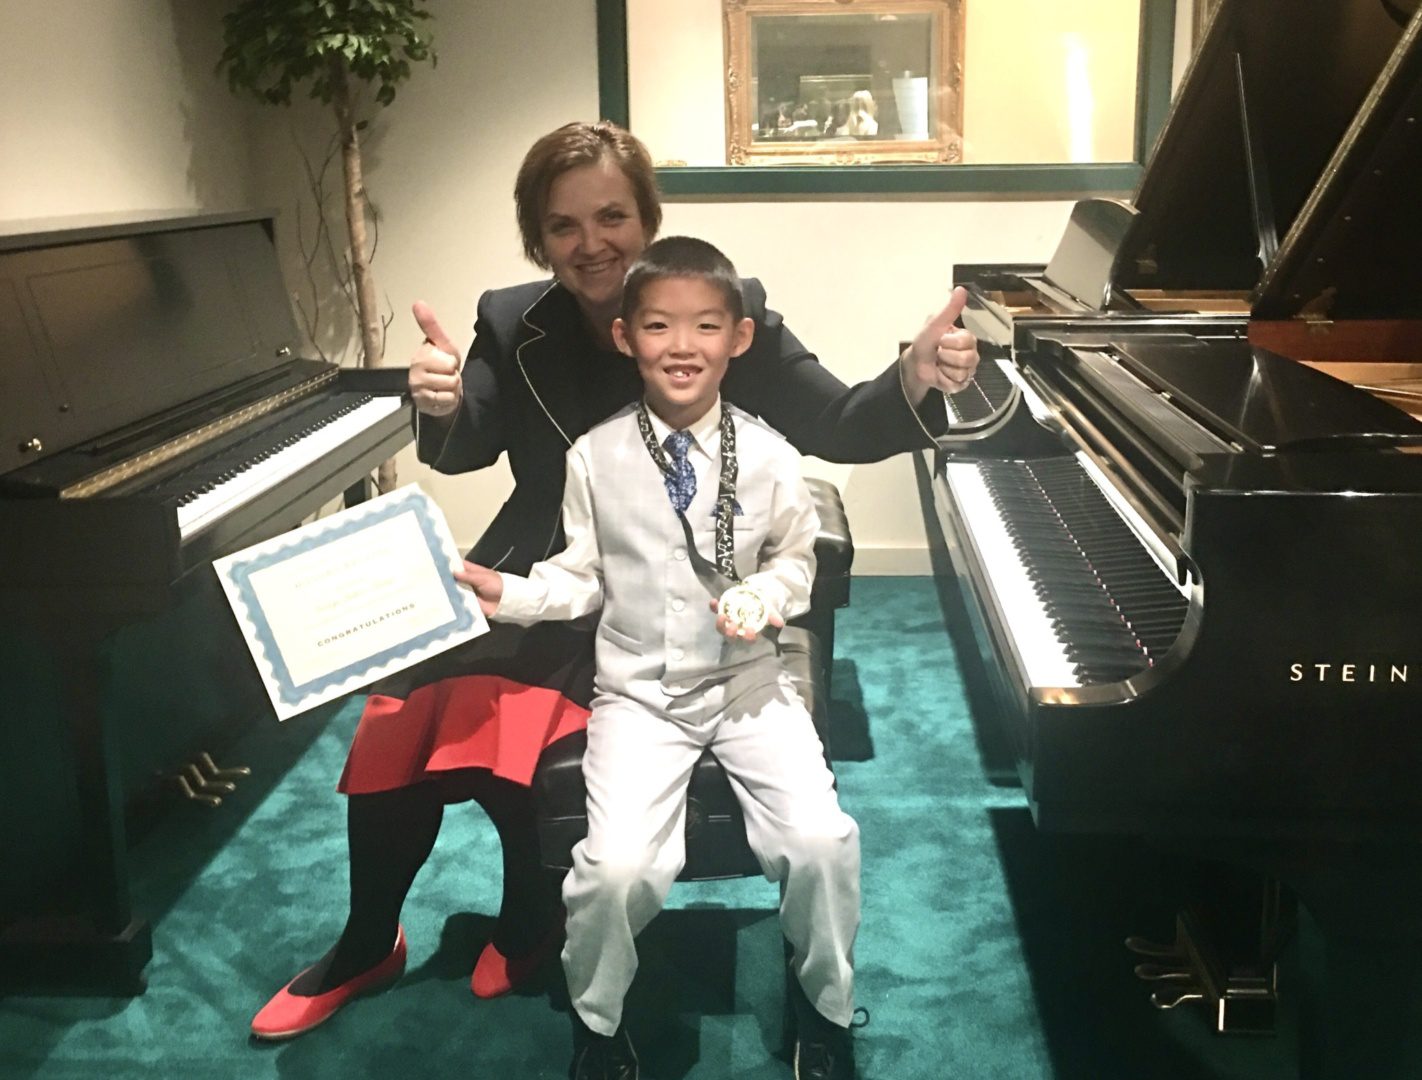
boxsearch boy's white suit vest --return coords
[578,404,813,702]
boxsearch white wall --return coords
[0,0,257,219]
[0,0,1196,574]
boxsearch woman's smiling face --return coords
[540,158,650,326]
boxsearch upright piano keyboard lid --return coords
[1112,337,1422,453]
[1253,9,1422,320]
[0,210,301,477]
[1104,0,1410,298]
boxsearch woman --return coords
[251,120,978,1039]
[845,90,879,137]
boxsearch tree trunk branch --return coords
[330,59,397,492]
[330,60,383,372]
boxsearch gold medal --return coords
[718,584,769,634]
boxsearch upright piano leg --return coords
[0,623,152,995]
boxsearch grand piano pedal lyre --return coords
[922,0,1422,1072]
[0,209,413,993]
[1124,893,1285,1036]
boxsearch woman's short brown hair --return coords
[514,121,663,269]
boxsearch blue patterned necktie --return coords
[663,430,696,512]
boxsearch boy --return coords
[458,236,861,1080]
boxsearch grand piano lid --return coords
[1089,0,1412,304]
[1252,8,1422,320]
[1111,336,1422,453]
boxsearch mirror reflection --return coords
[751,13,935,143]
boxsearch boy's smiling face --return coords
[613,276,754,430]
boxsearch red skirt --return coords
[338,619,595,796]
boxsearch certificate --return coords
[213,485,487,720]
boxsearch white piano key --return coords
[942,460,1082,689]
[177,396,403,539]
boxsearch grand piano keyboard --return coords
[941,453,1190,689]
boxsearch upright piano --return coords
[920,0,1422,1070]
[0,210,413,991]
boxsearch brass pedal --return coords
[1129,938,1203,1008]
[184,763,235,797]
[1152,983,1206,1010]
[1133,962,1195,983]
[197,751,251,781]
[174,772,221,808]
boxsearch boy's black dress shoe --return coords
[569,1011,639,1080]
[793,1020,856,1080]
[788,972,859,1080]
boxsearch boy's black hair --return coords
[620,235,745,323]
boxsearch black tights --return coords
[289,769,560,995]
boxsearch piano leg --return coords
[0,622,152,996]
[344,473,377,508]
[1289,843,1422,1080]
[1300,932,1422,1080]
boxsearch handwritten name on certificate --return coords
[214,485,488,720]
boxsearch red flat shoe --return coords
[251,926,407,1040]
[470,917,564,999]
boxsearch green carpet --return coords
[0,578,1314,1078]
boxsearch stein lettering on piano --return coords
[1288,662,1409,684]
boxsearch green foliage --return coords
[217,0,435,109]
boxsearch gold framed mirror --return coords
[722,0,966,166]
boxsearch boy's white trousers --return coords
[561,670,860,1036]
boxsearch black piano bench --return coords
[533,626,830,881]
[791,477,853,694]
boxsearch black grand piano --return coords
[0,210,412,991]
[920,0,1422,1073]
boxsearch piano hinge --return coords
[59,369,339,500]
[1295,286,1337,331]
[1134,242,1158,277]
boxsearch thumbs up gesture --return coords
[902,285,979,402]
[408,301,464,418]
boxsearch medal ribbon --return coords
[636,400,740,595]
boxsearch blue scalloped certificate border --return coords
[216,487,483,718]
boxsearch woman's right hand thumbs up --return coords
[408,301,464,417]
